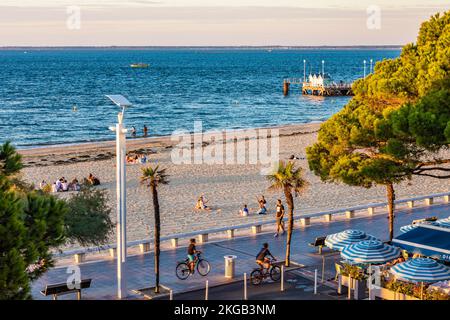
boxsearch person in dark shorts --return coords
[187,238,201,273]
[256,243,276,270]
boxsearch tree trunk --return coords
[284,187,294,267]
[151,184,161,293]
[386,183,396,242]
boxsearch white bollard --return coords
[205,280,209,300]
[281,265,285,292]
[321,256,325,283]
[170,290,173,301]
[314,269,318,295]
[244,273,248,300]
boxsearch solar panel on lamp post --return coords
[106,94,132,300]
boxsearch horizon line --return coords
[0,45,403,50]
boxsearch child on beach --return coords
[239,204,249,217]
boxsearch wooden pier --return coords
[283,78,354,97]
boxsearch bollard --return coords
[139,242,151,253]
[367,265,372,301]
[199,234,208,244]
[109,248,117,258]
[224,255,237,279]
[251,225,262,234]
[74,253,85,264]
[281,265,284,292]
[170,290,173,301]
[337,274,342,295]
[368,207,375,216]
[300,217,310,226]
[227,229,235,238]
[347,276,352,300]
[171,238,178,248]
[407,201,414,208]
[444,195,450,203]
[244,273,248,300]
[321,256,325,283]
[324,214,332,222]
[345,210,355,219]
[425,198,433,206]
[314,269,318,295]
[205,280,209,301]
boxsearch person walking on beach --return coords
[256,195,267,215]
[274,199,285,237]
[143,125,148,137]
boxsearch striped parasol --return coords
[325,229,378,251]
[391,258,450,283]
[341,240,401,264]
[436,218,450,228]
[399,221,439,234]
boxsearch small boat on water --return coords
[130,63,149,68]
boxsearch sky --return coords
[0,0,449,46]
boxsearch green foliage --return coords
[0,141,23,177]
[267,161,308,195]
[307,11,450,188]
[0,142,67,299]
[65,184,114,247]
[341,263,367,281]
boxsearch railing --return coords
[59,191,450,263]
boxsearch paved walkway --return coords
[32,202,450,300]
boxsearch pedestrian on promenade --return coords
[274,199,285,237]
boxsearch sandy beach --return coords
[19,123,450,250]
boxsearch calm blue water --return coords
[0,49,400,148]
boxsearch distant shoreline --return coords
[0,45,403,51]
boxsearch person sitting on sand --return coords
[87,173,100,186]
[61,179,69,192]
[239,204,249,217]
[256,195,267,215]
[195,195,211,211]
[51,182,58,193]
[69,178,80,191]
[55,178,63,192]
[39,180,47,190]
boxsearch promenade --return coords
[31,201,450,300]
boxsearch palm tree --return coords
[267,161,308,267]
[141,165,169,293]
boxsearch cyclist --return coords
[187,238,201,273]
[255,243,276,271]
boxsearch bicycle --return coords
[176,253,211,280]
[250,259,281,285]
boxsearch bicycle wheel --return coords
[270,265,281,281]
[250,269,263,285]
[197,259,211,276]
[176,262,191,280]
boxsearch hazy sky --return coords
[0,1,449,46]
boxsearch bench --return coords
[309,236,326,254]
[41,279,92,300]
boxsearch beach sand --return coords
[19,123,450,250]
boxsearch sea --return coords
[0,48,400,148]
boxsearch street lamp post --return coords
[106,94,132,299]
[303,59,306,82]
